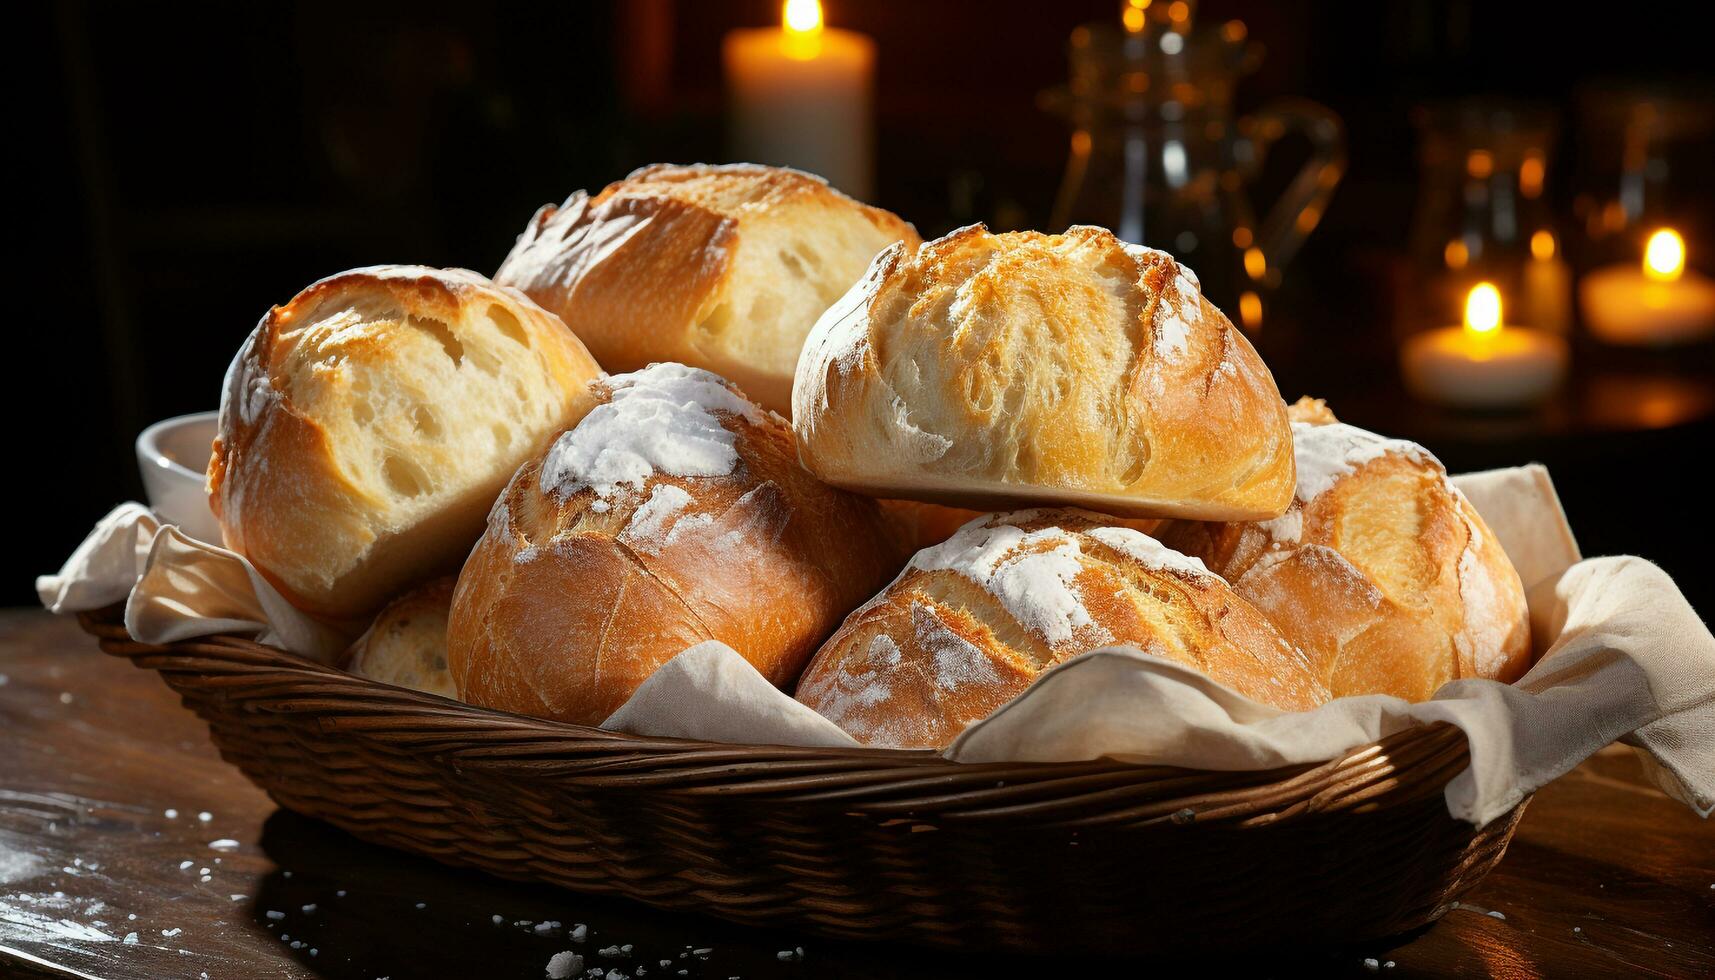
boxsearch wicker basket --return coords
[76,605,1525,956]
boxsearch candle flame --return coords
[784,0,823,34]
[1644,228,1685,282]
[1464,282,1502,337]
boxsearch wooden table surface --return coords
[2,610,1710,979]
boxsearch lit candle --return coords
[1402,282,1569,409]
[1580,229,1715,346]
[723,0,875,199]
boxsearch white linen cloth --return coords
[38,465,1713,827]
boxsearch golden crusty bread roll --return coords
[494,163,919,415]
[796,509,1328,749]
[1155,399,1531,702]
[342,577,456,698]
[209,265,605,621]
[792,224,1295,519]
[447,362,908,726]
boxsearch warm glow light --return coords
[1464,282,1503,336]
[1244,247,1267,280]
[1444,240,1469,269]
[1239,291,1263,331]
[1644,228,1685,282]
[1167,1,1190,24]
[1519,155,1545,199]
[783,0,823,34]
[1466,150,1494,180]
[1530,230,1556,261]
[1124,0,1150,32]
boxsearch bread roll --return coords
[791,224,1295,520]
[1155,401,1531,702]
[494,163,919,415]
[796,509,1328,749]
[447,362,908,726]
[342,577,456,698]
[208,265,605,621]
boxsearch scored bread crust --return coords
[791,224,1296,520]
[795,509,1328,750]
[494,163,919,415]
[1155,399,1531,702]
[342,577,457,698]
[208,265,605,622]
[447,363,910,727]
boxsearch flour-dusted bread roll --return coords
[447,362,908,726]
[494,163,919,415]
[792,224,1295,520]
[342,577,456,698]
[796,509,1328,749]
[1156,400,1531,702]
[208,265,605,621]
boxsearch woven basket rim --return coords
[74,605,1475,824]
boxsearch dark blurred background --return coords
[19,1,1714,612]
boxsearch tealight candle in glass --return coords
[1401,282,1568,409]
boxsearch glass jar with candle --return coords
[1038,5,1345,326]
[1571,88,1711,258]
[1402,100,1570,345]
[1401,281,1568,410]
[1571,89,1715,347]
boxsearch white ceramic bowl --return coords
[136,411,222,544]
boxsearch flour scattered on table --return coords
[301,904,317,914]
[0,896,119,944]
[178,861,194,870]
[546,950,585,978]
[415,901,427,909]
[776,947,804,961]
[1487,910,1507,920]
[208,839,240,851]
[59,692,73,704]
[265,910,285,920]
[164,809,178,819]
[161,927,182,937]
[570,923,588,941]
[123,932,138,944]
[197,812,213,823]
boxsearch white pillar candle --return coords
[723,0,875,200]
[1402,282,1568,409]
[1580,229,1715,346]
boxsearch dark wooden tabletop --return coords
[2,610,1710,979]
